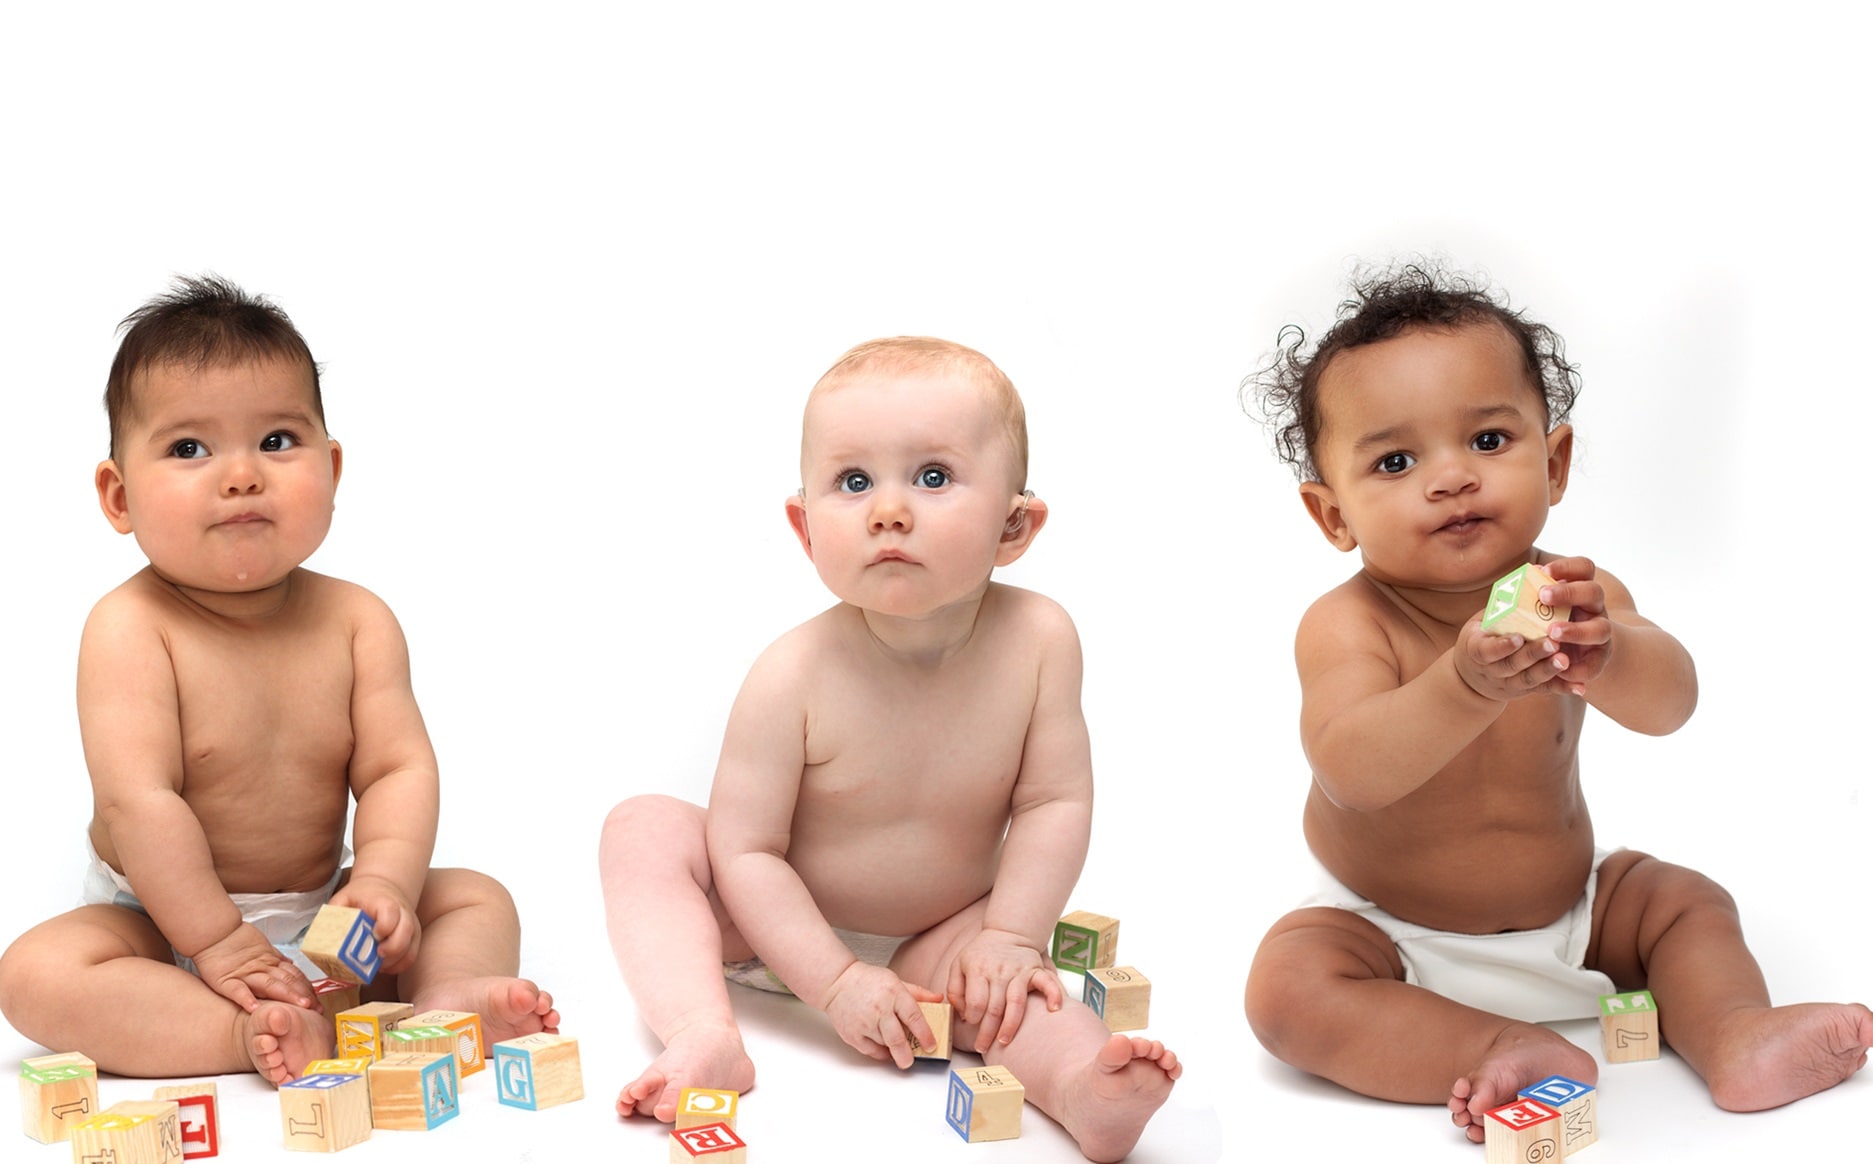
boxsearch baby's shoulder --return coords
[983,582,1078,641]
[1295,573,1407,658]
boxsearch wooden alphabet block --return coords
[1518,1074,1598,1154]
[910,1000,953,1059]
[1484,1098,1561,1164]
[70,1099,183,1164]
[1600,989,1661,1062]
[1051,910,1120,973]
[492,1034,585,1111]
[673,1086,738,1129]
[17,1050,98,1143]
[401,1009,485,1078]
[367,1052,459,1131]
[334,1001,415,1062]
[301,1058,373,1077]
[153,1082,220,1159]
[280,1073,372,1152]
[302,905,380,985]
[945,1064,1024,1143]
[1083,966,1152,1032]
[310,977,361,1019]
[1481,562,1570,641]
[669,1120,747,1162]
[381,1025,457,1060]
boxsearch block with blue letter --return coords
[492,1033,584,1111]
[1517,1074,1598,1154]
[946,1064,1024,1143]
[367,1052,459,1131]
[303,905,380,985]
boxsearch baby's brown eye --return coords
[1378,452,1414,474]
[170,439,205,459]
[1473,431,1505,452]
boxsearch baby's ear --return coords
[95,460,134,535]
[995,492,1048,566]
[784,491,814,560]
[1545,423,1574,505]
[1299,481,1357,552]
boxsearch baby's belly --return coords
[791,835,999,938]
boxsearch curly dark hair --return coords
[1244,263,1581,482]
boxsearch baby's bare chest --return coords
[169,626,356,796]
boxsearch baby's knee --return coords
[599,795,705,861]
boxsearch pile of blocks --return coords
[1480,989,1661,1160]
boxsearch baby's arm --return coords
[706,640,941,1069]
[946,602,1090,1052]
[78,598,315,1011]
[337,593,440,975]
[1537,556,1697,734]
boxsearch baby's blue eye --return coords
[170,439,206,459]
[261,431,298,452]
[917,466,949,489]
[839,471,872,494]
[1473,431,1505,452]
[1377,452,1415,474]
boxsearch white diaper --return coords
[723,927,912,996]
[1298,850,1618,1024]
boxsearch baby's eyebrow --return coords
[1350,424,1412,455]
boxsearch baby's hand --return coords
[189,921,318,1012]
[820,961,945,1069]
[330,876,420,976]
[1538,556,1612,694]
[945,928,1063,1054]
[1456,615,1574,702]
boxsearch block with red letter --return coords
[311,977,361,1019]
[1517,1074,1598,1154]
[302,905,380,985]
[399,1009,485,1078]
[1484,1098,1561,1164]
[1481,562,1571,641]
[334,1001,415,1062]
[492,1033,584,1111]
[1600,989,1661,1062]
[674,1087,738,1129]
[1051,910,1120,974]
[669,1120,746,1163]
[17,1050,98,1143]
[70,1099,183,1164]
[946,1064,1024,1143]
[910,1000,953,1060]
[279,1073,372,1152]
[153,1082,220,1159]
[1084,966,1152,1032]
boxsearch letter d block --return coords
[154,1082,220,1159]
[1599,989,1661,1062]
[1051,910,1120,973]
[946,1065,1024,1143]
[1084,966,1152,1032]
[280,1074,372,1153]
[493,1033,585,1111]
[18,1051,98,1143]
[335,1001,415,1062]
[302,905,380,985]
[71,1100,183,1164]
[1481,562,1570,641]
[669,1121,747,1163]
[1518,1074,1598,1155]
[368,1052,459,1130]
[674,1086,739,1129]
[1484,1098,1561,1164]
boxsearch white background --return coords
[2,3,1866,1161]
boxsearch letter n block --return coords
[154,1082,220,1159]
[674,1086,739,1129]
[1599,989,1661,1062]
[17,1051,98,1143]
[280,1073,372,1152]
[1481,562,1570,640]
[669,1121,747,1163]
[945,1065,1024,1143]
[399,1010,486,1078]
[334,1001,415,1062]
[1084,966,1152,1032]
[71,1099,183,1164]
[492,1033,585,1111]
[1518,1074,1598,1155]
[1484,1098,1561,1164]
[1051,910,1119,973]
[367,1052,459,1130]
[302,905,380,985]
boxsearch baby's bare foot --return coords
[413,977,559,1044]
[1053,1034,1181,1164]
[1448,1022,1597,1144]
[617,1018,756,1122]
[240,1000,335,1085]
[1701,1002,1873,1111]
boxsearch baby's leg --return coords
[599,794,755,1120]
[892,904,1180,1164]
[0,905,332,1082]
[1590,850,1873,1111]
[1247,907,1595,1144]
[394,867,558,1044]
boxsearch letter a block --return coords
[1481,562,1570,641]
[492,1033,585,1111]
[946,1065,1024,1143]
[71,1099,184,1164]
[18,1051,98,1143]
[911,1000,953,1060]
[302,905,380,985]
[1484,1098,1561,1164]
[153,1082,220,1159]
[1084,966,1152,1032]
[1051,910,1120,973]
[280,1074,372,1152]
[1518,1074,1598,1155]
[669,1121,747,1163]
[1600,989,1661,1062]
[367,1052,459,1131]
[335,1001,415,1062]
[674,1087,739,1129]
[400,1009,485,1078]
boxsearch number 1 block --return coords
[153,1082,220,1159]
[492,1033,585,1111]
[1518,1074,1598,1155]
[1051,910,1120,974]
[1481,562,1570,641]
[946,1065,1024,1143]
[302,905,380,985]
[1484,1098,1561,1164]
[17,1051,98,1143]
[1600,989,1661,1062]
